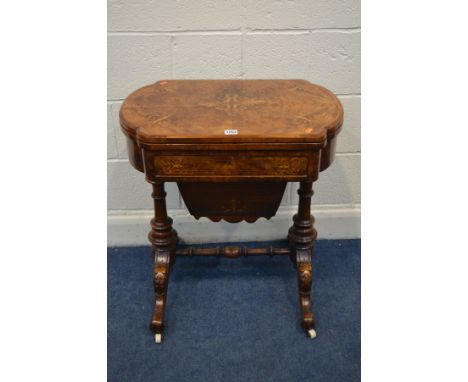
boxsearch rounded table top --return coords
[120,79,343,145]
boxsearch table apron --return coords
[142,150,320,182]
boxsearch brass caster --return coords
[154,333,162,344]
[308,329,317,339]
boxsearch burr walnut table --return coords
[120,79,343,343]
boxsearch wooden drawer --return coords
[151,153,310,179]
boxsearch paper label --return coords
[224,129,238,135]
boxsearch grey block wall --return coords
[107,0,361,245]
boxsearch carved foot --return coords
[150,251,171,341]
[296,249,316,336]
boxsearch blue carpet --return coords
[108,239,360,382]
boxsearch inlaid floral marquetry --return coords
[120,79,343,144]
[153,154,308,177]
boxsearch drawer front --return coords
[152,154,309,178]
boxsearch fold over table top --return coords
[120,80,343,145]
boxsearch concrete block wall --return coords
[107,0,361,246]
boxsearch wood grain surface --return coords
[120,79,343,144]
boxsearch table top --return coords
[120,79,343,145]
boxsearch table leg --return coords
[288,181,317,339]
[148,182,177,343]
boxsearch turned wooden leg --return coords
[288,181,318,338]
[148,182,177,343]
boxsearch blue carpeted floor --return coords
[108,239,360,382]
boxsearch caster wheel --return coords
[308,329,317,339]
[154,333,162,344]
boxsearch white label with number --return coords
[224,129,238,135]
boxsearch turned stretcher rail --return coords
[176,246,292,258]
